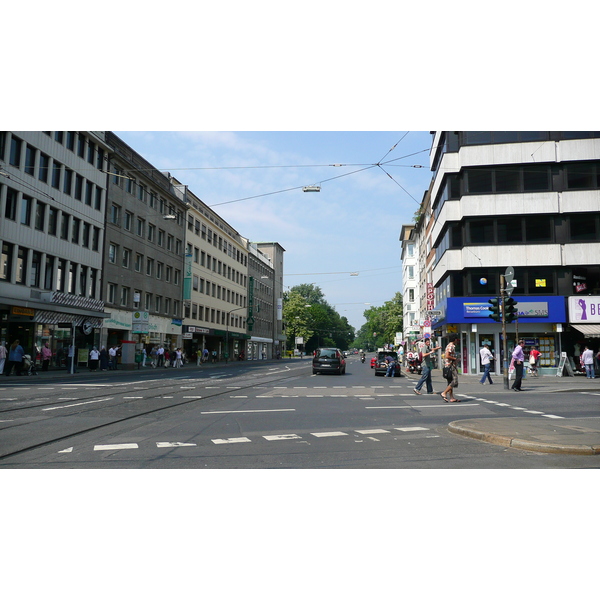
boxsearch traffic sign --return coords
[423,320,431,327]
[504,266,514,281]
[427,310,442,316]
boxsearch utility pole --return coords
[500,274,509,390]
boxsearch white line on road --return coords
[183,396,203,399]
[58,447,73,453]
[94,443,139,451]
[156,442,197,447]
[211,437,251,444]
[355,429,390,434]
[365,404,479,409]
[542,414,565,419]
[43,397,114,411]
[395,427,430,432]
[201,409,296,414]
[263,434,302,441]
[311,431,348,437]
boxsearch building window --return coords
[44,255,54,290]
[51,161,62,189]
[48,207,58,235]
[9,136,22,167]
[92,227,100,251]
[107,283,116,304]
[63,168,73,195]
[158,229,164,246]
[85,181,93,205]
[16,246,28,284]
[82,222,90,247]
[110,204,120,225]
[146,258,154,277]
[156,262,163,280]
[20,195,32,226]
[122,248,131,269]
[38,153,49,182]
[137,218,145,237]
[25,144,36,176]
[148,224,155,243]
[109,244,118,263]
[145,293,152,311]
[1,242,14,281]
[5,187,17,221]
[71,217,80,244]
[124,211,133,231]
[121,286,129,306]
[135,253,143,272]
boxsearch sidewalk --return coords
[404,369,600,455]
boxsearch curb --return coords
[447,420,600,455]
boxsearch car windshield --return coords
[378,352,398,360]
[317,349,337,359]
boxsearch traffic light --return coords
[505,297,518,323]
[488,297,501,322]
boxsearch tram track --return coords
[0,363,309,462]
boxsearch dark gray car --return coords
[312,347,346,375]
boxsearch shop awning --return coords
[572,324,600,338]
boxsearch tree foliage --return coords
[354,292,403,350]
[283,284,355,353]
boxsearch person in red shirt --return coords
[529,346,542,377]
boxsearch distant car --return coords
[312,347,346,375]
[374,351,401,377]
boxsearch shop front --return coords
[1,293,108,370]
[433,296,566,376]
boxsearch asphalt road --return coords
[2,355,600,468]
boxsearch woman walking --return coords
[5,339,25,376]
[440,334,460,402]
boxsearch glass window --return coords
[528,268,554,294]
[71,218,80,244]
[48,207,58,235]
[9,136,22,167]
[492,132,520,144]
[21,195,32,226]
[52,161,62,189]
[469,219,494,245]
[38,153,49,182]
[526,216,552,242]
[5,187,17,220]
[25,145,36,175]
[1,242,13,281]
[570,214,597,241]
[63,169,73,194]
[523,165,550,191]
[109,244,117,263]
[463,132,493,145]
[35,201,46,231]
[495,167,520,192]
[467,169,493,193]
[497,217,522,243]
[566,164,596,189]
[31,251,42,287]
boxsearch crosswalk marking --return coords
[355,429,390,435]
[94,443,139,451]
[311,431,347,437]
[211,437,252,444]
[263,434,302,441]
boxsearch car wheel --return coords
[313,369,318,375]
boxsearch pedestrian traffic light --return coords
[505,297,518,323]
[488,297,501,322]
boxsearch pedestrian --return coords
[529,346,542,377]
[141,346,147,367]
[413,338,440,394]
[479,344,494,385]
[0,341,6,375]
[581,345,595,379]
[89,346,100,371]
[212,349,217,363]
[41,342,52,371]
[384,354,396,377]
[108,345,118,370]
[156,345,165,368]
[174,348,183,368]
[99,346,109,371]
[5,339,25,376]
[511,339,526,391]
[440,334,459,402]
[202,348,209,363]
[197,348,202,366]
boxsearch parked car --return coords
[374,351,401,377]
[312,347,346,375]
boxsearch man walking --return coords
[156,345,165,368]
[413,338,440,394]
[581,345,595,378]
[511,339,526,391]
[479,344,494,385]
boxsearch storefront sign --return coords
[11,306,35,317]
[568,296,600,323]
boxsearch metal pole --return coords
[500,274,509,390]
[70,324,76,375]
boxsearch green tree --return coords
[283,284,355,353]
[355,292,403,350]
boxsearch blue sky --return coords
[116,131,433,330]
